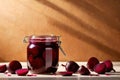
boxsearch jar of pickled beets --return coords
[25,35,60,74]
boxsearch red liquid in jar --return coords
[27,36,59,74]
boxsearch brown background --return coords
[0,0,120,62]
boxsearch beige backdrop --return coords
[0,0,120,62]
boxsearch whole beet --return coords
[87,57,99,71]
[63,61,79,73]
[94,63,106,74]
[8,60,22,74]
[103,60,115,72]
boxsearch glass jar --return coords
[25,35,60,74]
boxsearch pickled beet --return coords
[94,63,106,74]
[0,64,7,73]
[28,57,45,70]
[87,57,99,71]
[78,65,90,75]
[27,44,40,57]
[103,60,115,72]
[16,69,29,76]
[62,61,79,73]
[8,60,22,74]
[58,71,73,76]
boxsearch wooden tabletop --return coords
[0,62,120,80]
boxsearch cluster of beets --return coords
[0,60,28,76]
[60,57,115,76]
[0,57,115,76]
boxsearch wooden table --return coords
[0,62,120,80]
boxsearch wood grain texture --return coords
[0,0,120,61]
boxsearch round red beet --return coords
[94,63,106,74]
[87,57,99,71]
[62,61,79,73]
[8,60,22,74]
[103,60,115,72]
[78,65,90,75]
[16,69,29,76]
[0,64,7,73]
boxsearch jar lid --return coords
[30,35,60,42]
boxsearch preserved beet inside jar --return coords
[26,35,60,74]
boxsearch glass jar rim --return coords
[30,35,60,39]
[29,35,60,42]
